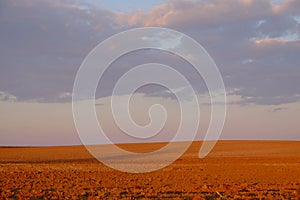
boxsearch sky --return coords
[0,0,299,146]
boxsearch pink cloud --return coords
[254,37,297,44]
[116,0,275,27]
[273,0,300,14]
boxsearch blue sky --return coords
[93,0,164,12]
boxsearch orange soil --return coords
[0,141,300,199]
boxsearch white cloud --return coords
[0,91,17,102]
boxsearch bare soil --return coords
[0,141,300,199]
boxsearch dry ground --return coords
[0,141,300,199]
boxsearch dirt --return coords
[0,141,300,199]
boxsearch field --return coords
[0,141,300,199]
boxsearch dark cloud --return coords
[96,49,207,100]
[0,0,120,102]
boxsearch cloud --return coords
[0,0,120,102]
[0,91,17,102]
[118,0,300,105]
[268,107,288,112]
[273,0,300,14]
[118,0,273,28]
[0,0,299,105]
